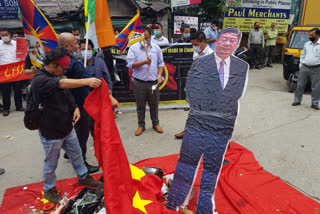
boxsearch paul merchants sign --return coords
[223,0,291,33]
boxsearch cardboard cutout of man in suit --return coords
[166,28,249,214]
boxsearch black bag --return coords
[24,83,44,130]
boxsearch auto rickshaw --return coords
[283,25,320,92]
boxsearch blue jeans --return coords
[40,128,88,191]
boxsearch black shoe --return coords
[16,107,25,112]
[256,66,261,70]
[0,168,5,175]
[292,102,301,106]
[3,110,9,116]
[63,153,69,160]
[44,187,61,204]
[85,161,100,174]
[78,174,100,187]
[311,105,320,110]
[267,64,273,67]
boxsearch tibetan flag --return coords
[85,0,116,48]
[18,0,58,68]
[116,11,144,52]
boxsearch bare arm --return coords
[58,78,102,89]
[24,66,37,75]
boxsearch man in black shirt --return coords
[32,47,101,204]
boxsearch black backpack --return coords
[24,83,44,130]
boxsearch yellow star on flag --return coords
[133,191,153,214]
[130,164,146,181]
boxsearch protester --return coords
[149,23,169,45]
[0,28,24,116]
[265,23,278,67]
[24,54,37,75]
[292,28,320,110]
[72,27,81,40]
[167,27,248,214]
[0,168,4,175]
[174,31,214,139]
[204,20,219,51]
[31,47,101,204]
[248,22,265,69]
[57,33,99,173]
[12,33,19,40]
[191,31,214,60]
[127,27,165,136]
[174,24,191,43]
[96,47,117,82]
[80,39,120,135]
[80,39,113,91]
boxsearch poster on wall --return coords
[110,44,194,109]
[223,0,291,33]
[0,0,19,19]
[172,0,202,11]
[174,16,199,34]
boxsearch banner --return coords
[172,0,201,11]
[0,61,32,83]
[110,44,194,109]
[223,0,291,33]
[174,16,199,34]
[0,0,19,19]
[16,38,28,59]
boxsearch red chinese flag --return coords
[83,80,136,214]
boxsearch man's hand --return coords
[144,56,152,66]
[31,66,37,74]
[87,78,102,88]
[157,75,163,84]
[110,95,120,111]
[73,107,81,124]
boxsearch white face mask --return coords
[1,37,10,43]
[75,36,80,40]
[193,45,201,54]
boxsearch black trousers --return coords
[1,81,22,111]
[133,79,160,128]
[250,44,262,68]
[74,107,90,161]
[264,45,275,66]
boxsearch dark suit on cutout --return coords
[167,53,249,214]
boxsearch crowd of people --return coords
[1,21,319,206]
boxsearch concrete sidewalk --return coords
[1,64,320,203]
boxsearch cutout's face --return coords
[215,33,239,57]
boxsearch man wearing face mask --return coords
[0,28,24,116]
[204,20,219,51]
[127,27,165,136]
[191,31,214,61]
[174,24,191,43]
[72,27,81,41]
[149,23,169,45]
[57,33,99,173]
[293,28,320,110]
[248,22,265,69]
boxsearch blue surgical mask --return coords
[193,46,201,53]
[75,35,80,40]
[154,31,162,37]
[184,33,190,39]
[71,51,79,57]
[81,50,93,59]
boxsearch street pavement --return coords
[1,64,320,204]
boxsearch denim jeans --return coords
[39,128,88,191]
